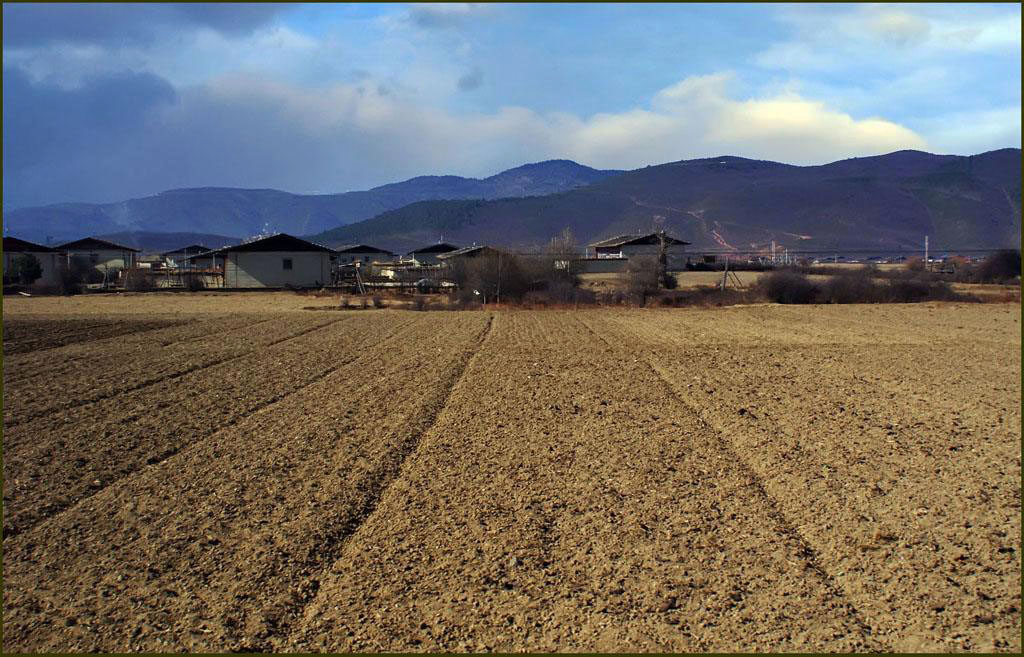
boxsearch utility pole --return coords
[657,229,669,288]
[924,235,929,271]
[771,240,776,265]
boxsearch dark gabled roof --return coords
[228,233,334,253]
[335,243,395,255]
[589,233,691,248]
[436,245,501,260]
[183,233,334,259]
[3,236,56,253]
[161,244,213,256]
[408,242,460,255]
[58,237,141,252]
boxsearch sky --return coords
[2,2,1020,209]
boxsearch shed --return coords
[57,237,140,271]
[2,236,63,287]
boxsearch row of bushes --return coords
[757,269,971,304]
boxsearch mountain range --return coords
[3,150,1019,254]
[312,148,1022,253]
[2,160,620,246]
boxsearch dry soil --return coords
[2,294,1020,652]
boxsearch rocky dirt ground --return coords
[2,295,1020,652]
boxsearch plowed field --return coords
[2,297,1020,652]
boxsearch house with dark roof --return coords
[334,244,395,265]
[161,244,213,267]
[436,245,502,263]
[407,242,460,265]
[184,233,335,288]
[586,232,691,270]
[57,237,140,272]
[2,236,63,287]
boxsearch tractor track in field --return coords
[3,317,347,429]
[645,359,879,645]
[2,316,413,542]
[250,314,496,652]
[576,313,879,647]
[1,318,192,355]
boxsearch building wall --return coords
[337,252,390,265]
[597,244,688,271]
[225,251,331,288]
[67,249,135,271]
[410,252,446,265]
[3,250,63,286]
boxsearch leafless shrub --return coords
[973,250,1021,284]
[53,259,101,295]
[622,256,662,305]
[371,295,385,308]
[755,271,820,304]
[181,273,206,291]
[447,253,535,304]
[818,268,879,304]
[123,269,156,291]
[882,278,965,303]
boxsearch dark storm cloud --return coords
[2,3,286,48]
[457,68,484,92]
[2,67,178,207]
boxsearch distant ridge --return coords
[310,148,1022,253]
[2,160,622,244]
[96,231,242,253]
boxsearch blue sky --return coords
[3,2,1020,209]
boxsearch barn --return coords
[335,244,395,265]
[58,237,140,272]
[2,236,63,287]
[407,243,460,265]
[587,233,691,270]
[204,233,334,288]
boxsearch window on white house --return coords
[283,258,293,270]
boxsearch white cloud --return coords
[913,106,1022,154]
[8,66,934,208]
[866,9,931,47]
[757,4,1021,73]
[167,70,928,184]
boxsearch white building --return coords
[2,236,63,287]
[57,237,139,272]
[192,233,335,288]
